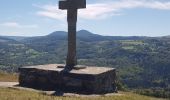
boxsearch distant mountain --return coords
[162,35,170,38]
[0,36,18,44]
[2,36,28,41]
[47,31,67,37]
[21,30,150,43]
[19,30,144,53]
[2,30,164,43]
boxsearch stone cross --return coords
[59,0,86,69]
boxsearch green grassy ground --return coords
[120,40,146,45]
[0,87,167,100]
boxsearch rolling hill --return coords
[0,30,170,98]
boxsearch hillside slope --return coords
[0,30,170,91]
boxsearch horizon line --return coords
[0,30,169,37]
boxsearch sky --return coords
[0,0,170,36]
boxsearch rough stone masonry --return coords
[19,64,116,94]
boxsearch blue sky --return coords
[0,0,170,36]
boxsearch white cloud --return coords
[79,4,120,20]
[0,22,38,28]
[36,0,170,20]
[36,4,67,21]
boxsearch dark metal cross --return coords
[59,0,86,69]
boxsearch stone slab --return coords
[19,64,116,94]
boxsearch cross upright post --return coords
[59,0,86,70]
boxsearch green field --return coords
[120,40,146,45]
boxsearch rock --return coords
[19,64,116,94]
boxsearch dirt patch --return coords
[0,82,19,87]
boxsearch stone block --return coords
[19,64,116,94]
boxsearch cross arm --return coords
[59,0,86,10]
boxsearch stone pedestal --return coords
[19,64,116,94]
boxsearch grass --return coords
[122,46,134,50]
[0,71,18,82]
[120,40,146,45]
[0,87,167,100]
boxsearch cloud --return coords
[79,4,121,20]
[0,22,38,28]
[36,0,170,20]
[36,4,67,21]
